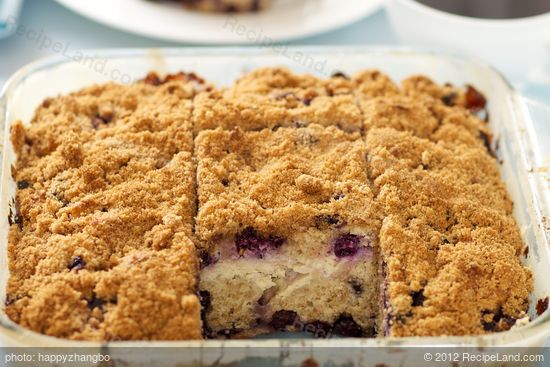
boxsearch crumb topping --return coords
[6,67,533,340]
[195,124,381,243]
[6,77,206,340]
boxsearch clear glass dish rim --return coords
[0,45,548,348]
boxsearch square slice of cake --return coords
[6,74,207,340]
[193,67,365,133]
[195,124,383,338]
[365,126,532,337]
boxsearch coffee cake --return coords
[5,67,533,341]
[195,125,382,337]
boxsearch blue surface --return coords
[1,0,549,105]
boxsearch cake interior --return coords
[200,226,380,338]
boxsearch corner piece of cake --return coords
[195,124,383,338]
[363,77,533,337]
[5,73,208,340]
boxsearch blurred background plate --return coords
[0,0,23,38]
[53,0,384,44]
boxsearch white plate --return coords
[54,0,384,44]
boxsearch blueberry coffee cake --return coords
[195,125,382,337]
[6,73,208,340]
[157,0,271,12]
[5,67,533,341]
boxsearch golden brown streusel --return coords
[6,77,206,340]
[366,127,531,336]
[194,124,382,244]
[193,67,403,134]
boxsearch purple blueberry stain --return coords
[482,320,497,331]
[480,308,517,332]
[86,294,105,310]
[348,278,364,295]
[68,256,86,272]
[332,233,363,258]
[91,112,113,130]
[269,310,298,331]
[235,227,285,258]
[332,314,364,337]
[314,214,341,229]
[441,92,457,106]
[411,289,425,307]
[199,249,218,268]
[17,181,30,189]
[479,131,496,157]
[199,290,211,311]
[4,295,14,306]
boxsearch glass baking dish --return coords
[0,47,549,365]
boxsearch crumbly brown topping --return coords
[193,67,400,134]
[367,128,531,336]
[195,124,381,243]
[6,67,532,340]
[6,78,205,340]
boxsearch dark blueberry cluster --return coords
[478,131,495,157]
[86,294,105,310]
[333,234,363,258]
[91,112,113,130]
[269,310,298,330]
[314,214,341,229]
[235,227,285,258]
[68,256,86,271]
[411,289,425,307]
[441,92,457,106]
[17,181,30,189]
[199,290,213,337]
[199,250,218,268]
[348,278,364,295]
[199,290,211,311]
[481,309,516,332]
[332,314,365,337]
